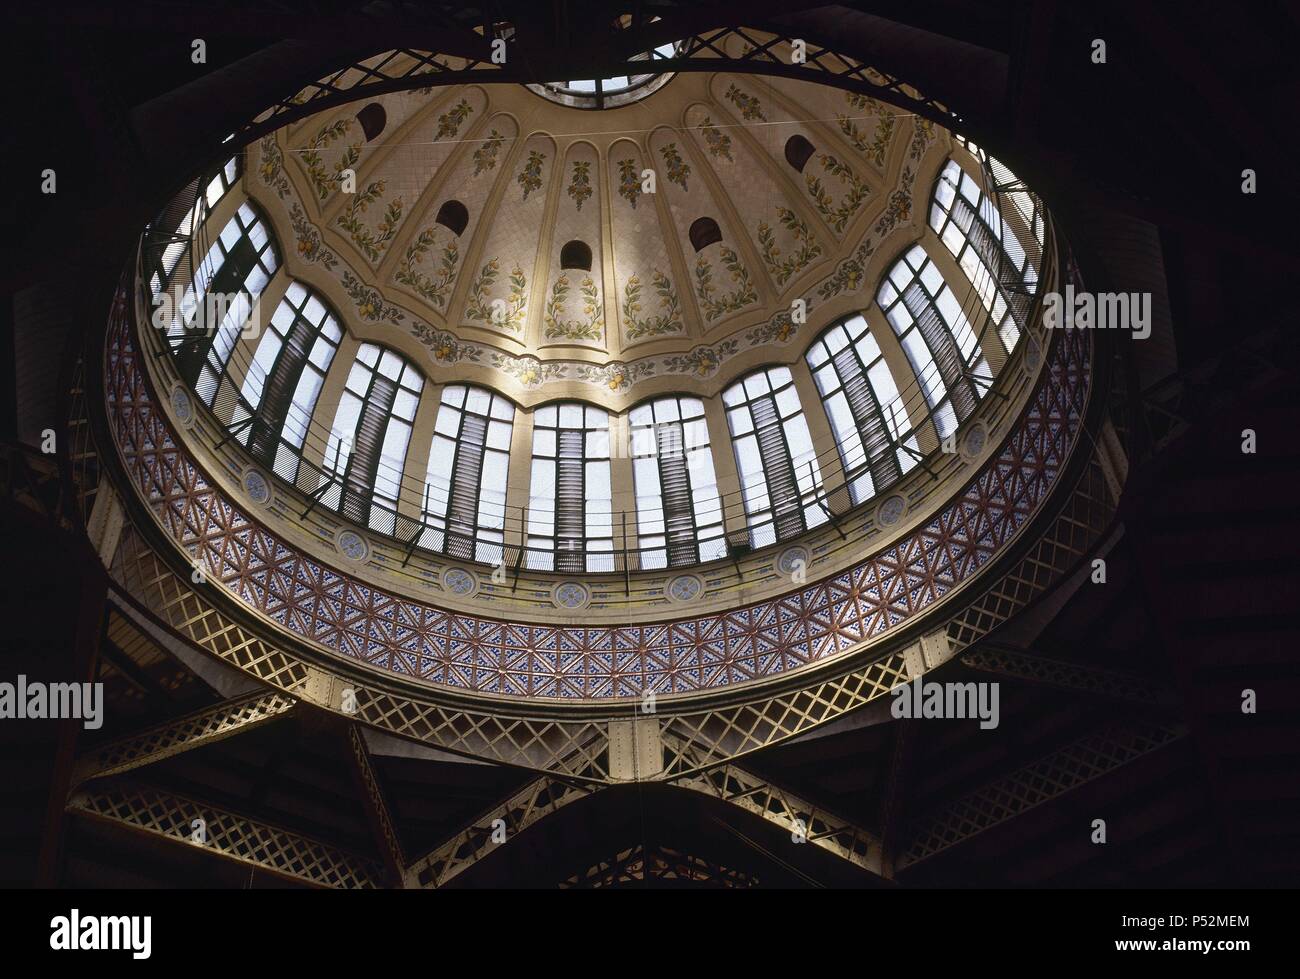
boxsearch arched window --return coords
[784,134,816,172]
[356,102,387,141]
[421,385,515,565]
[228,281,344,482]
[806,313,919,505]
[688,217,722,252]
[723,366,826,549]
[323,344,424,534]
[876,244,990,439]
[528,403,612,573]
[435,199,469,236]
[149,157,240,300]
[560,239,592,271]
[630,395,725,568]
[929,157,1041,353]
[167,201,278,406]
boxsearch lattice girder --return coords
[68,782,382,888]
[960,646,1169,705]
[666,732,884,877]
[347,724,406,884]
[898,721,1188,869]
[560,844,758,888]
[241,27,954,145]
[406,769,600,888]
[71,690,298,787]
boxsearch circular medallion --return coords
[335,529,370,563]
[960,420,990,462]
[442,567,480,598]
[240,467,273,507]
[666,573,704,604]
[876,493,908,528]
[1022,336,1043,378]
[776,545,811,579]
[552,581,591,610]
[169,385,194,427]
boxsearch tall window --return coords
[876,244,990,439]
[630,396,725,569]
[324,344,424,534]
[166,202,278,406]
[930,158,1040,354]
[149,157,241,300]
[229,282,343,481]
[422,385,514,565]
[528,403,612,573]
[723,366,826,549]
[806,314,919,505]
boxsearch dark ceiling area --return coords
[1,2,1297,893]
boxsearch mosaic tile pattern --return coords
[106,300,1090,700]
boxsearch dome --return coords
[21,1,1284,897]
[118,36,1077,705]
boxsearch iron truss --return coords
[239,26,953,147]
[68,393,1122,886]
[68,781,383,889]
[69,340,1123,886]
[559,844,759,888]
[407,771,597,888]
[97,395,1111,784]
[73,419,1118,883]
[667,733,884,877]
[897,721,1188,869]
[960,646,1170,706]
[70,690,298,787]
[73,344,1120,886]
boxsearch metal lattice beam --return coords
[960,646,1169,705]
[109,529,617,780]
[945,456,1116,651]
[65,351,101,527]
[559,844,758,888]
[898,721,1188,870]
[660,651,913,780]
[238,28,954,146]
[347,724,406,885]
[667,734,884,878]
[406,769,600,888]
[68,782,382,888]
[71,690,297,787]
[878,718,917,875]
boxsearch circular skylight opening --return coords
[527,41,679,109]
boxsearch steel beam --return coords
[667,733,884,878]
[405,771,599,888]
[70,690,297,787]
[960,646,1169,706]
[67,782,382,888]
[898,720,1187,870]
[347,723,406,886]
[560,844,757,888]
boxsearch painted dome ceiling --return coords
[117,39,1074,706]
[249,62,937,404]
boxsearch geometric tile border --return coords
[105,291,1090,700]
